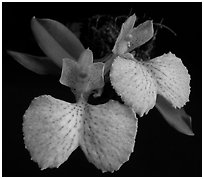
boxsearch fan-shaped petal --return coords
[80,100,137,172]
[110,56,157,116]
[23,95,84,169]
[146,52,191,108]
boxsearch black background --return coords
[2,2,202,177]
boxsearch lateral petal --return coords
[59,57,79,88]
[128,20,154,52]
[60,49,105,99]
[80,100,137,172]
[87,62,104,92]
[112,14,136,55]
[110,56,157,117]
[146,52,191,108]
[23,95,84,169]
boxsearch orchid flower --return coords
[8,13,193,173]
[110,14,193,135]
[23,49,137,172]
[9,17,137,172]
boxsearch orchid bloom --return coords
[9,17,137,172]
[110,14,192,134]
[23,50,137,171]
[8,13,193,173]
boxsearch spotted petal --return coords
[23,95,137,172]
[80,100,137,172]
[23,95,84,169]
[146,52,191,108]
[110,56,157,117]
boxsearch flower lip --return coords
[110,52,191,116]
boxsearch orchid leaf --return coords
[156,95,194,136]
[7,50,60,75]
[31,17,85,67]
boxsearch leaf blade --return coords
[31,17,85,67]
[156,95,194,136]
[7,50,60,75]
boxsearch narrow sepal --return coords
[112,14,153,55]
[128,20,154,52]
[112,14,136,55]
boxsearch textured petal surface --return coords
[80,100,137,172]
[146,52,191,108]
[23,95,84,169]
[110,56,157,116]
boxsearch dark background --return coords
[3,2,202,177]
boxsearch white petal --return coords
[110,56,157,116]
[146,52,191,108]
[80,100,137,172]
[23,95,84,169]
